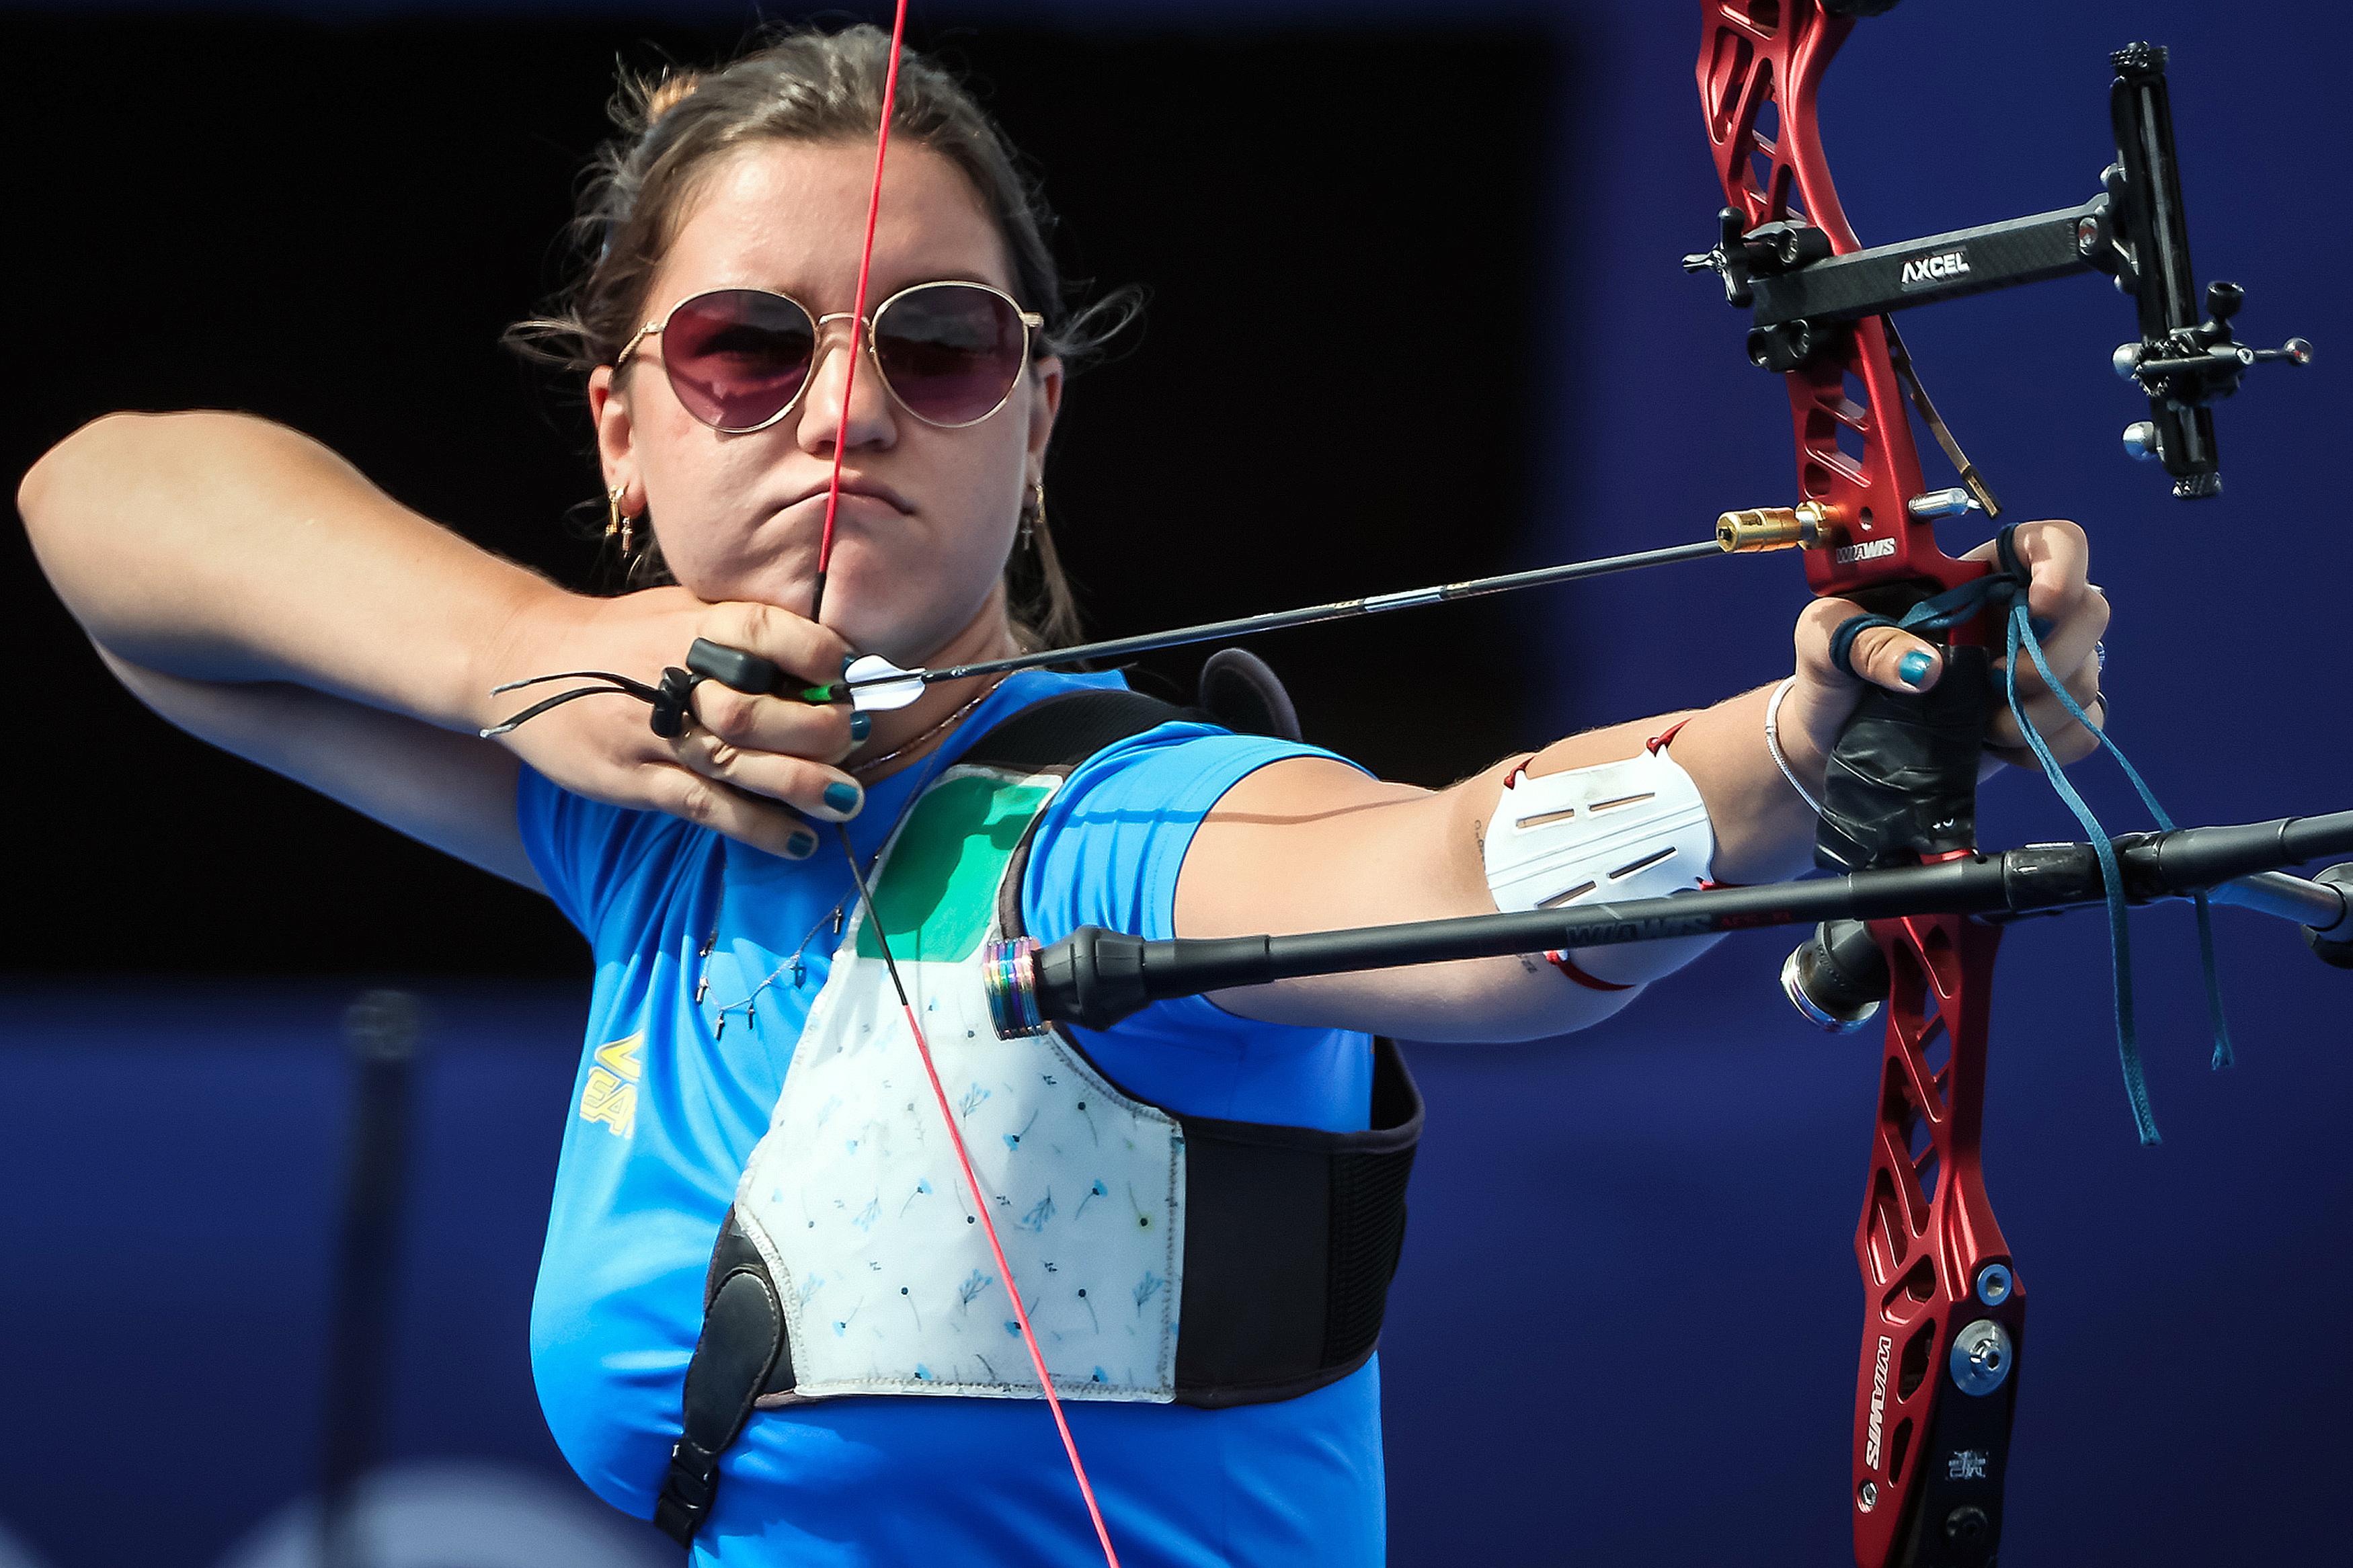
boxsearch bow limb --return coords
[1700,6,2018,1566]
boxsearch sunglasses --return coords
[613,280,1045,433]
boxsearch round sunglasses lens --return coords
[873,286,1028,425]
[661,290,816,430]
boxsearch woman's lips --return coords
[779,475,914,515]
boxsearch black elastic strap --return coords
[1171,1036,1423,1405]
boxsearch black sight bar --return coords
[1681,43,2309,500]
[987,811,2353,1036]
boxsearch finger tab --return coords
[687,638,783,696]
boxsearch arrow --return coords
[695,534,1739,711]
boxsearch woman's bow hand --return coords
[1786,517,2112,777]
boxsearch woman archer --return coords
[15,24,2110,1568]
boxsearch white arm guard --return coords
[1482,743,1727,989]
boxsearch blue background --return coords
[5,0,2348,1564]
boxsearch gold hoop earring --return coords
[606,485,638,558]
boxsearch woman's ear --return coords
[588,364,637,495]
[1025,356,1064,473]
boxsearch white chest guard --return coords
[736,761,1187,1401]
[654,683,1424,1551]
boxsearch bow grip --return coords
[1815,645,1994,875]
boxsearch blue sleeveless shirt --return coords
[517,670,1386,1567]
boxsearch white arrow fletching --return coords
[844,653,926,712]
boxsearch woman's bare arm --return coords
[19,411,567,881]
[1179,522,2111,1043]
[18,409,866,878]
[1172,713,1754,1044]
[22,411,549,723]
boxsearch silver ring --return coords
[2094,640,2108,672]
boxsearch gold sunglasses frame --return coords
[612,279,1045,434]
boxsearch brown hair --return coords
[508,22,1139,648]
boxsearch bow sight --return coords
[1681,41,2309,502]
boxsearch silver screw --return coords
[1907,487,1980,520]
[1858,1481,1879,1512]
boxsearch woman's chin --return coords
[832,584,1005,669]
[679,542,1001,665]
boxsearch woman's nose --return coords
[796,321,898,454]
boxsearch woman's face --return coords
[589,137,1061,665]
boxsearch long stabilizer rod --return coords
[983,811,2353,1036]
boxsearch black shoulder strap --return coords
[960,686,1200,774]
[1198,648,1302,743]
[963,653,1310,774]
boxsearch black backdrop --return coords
[3,11,1558,976]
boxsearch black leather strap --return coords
[653,1217,787,1548]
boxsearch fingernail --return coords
[1898,650,1936,688]
[824,780,863,817]
[849,711,872,741]
[787,829,818,859]
[2029,615,2056,640]
[842,653,858,674]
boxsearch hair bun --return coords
[643,70,705,124]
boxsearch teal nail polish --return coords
[2030,615,2055,638]
[1899,649,1936,688]
[849,711,872,741]
[787,829,817,859]
[825,781,863,815]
